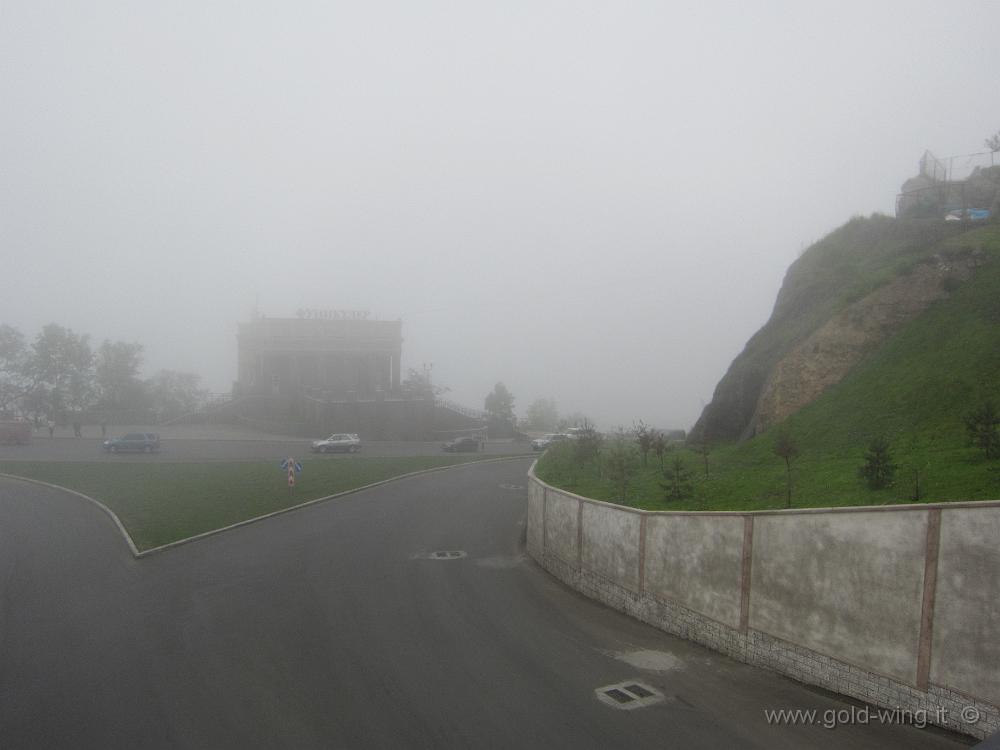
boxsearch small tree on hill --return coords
[605,439,639,503]
[964,400,1000,459]
[573,418,603,466]
[634,420,654,467]
[695,438,711,479]
[661,455,692,501]
[858,436,896,490]
[651,430,669,471]
[773,428,800,508]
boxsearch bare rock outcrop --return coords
[745,248,987,437]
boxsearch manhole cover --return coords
[595,681,664,710]
[499,483,525,491]
[429,550,467,560]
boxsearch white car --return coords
[311,433,361,453]
[531,433,571,451]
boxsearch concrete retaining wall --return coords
[526,465,1000,739]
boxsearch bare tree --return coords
[573,418,603,466]
[696,438,711,479]
[634,420,654,467]
[773,428,800,508]
[650,430,669,471]
[986,130,1000,165]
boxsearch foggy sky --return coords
[2,1,999,430]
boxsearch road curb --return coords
[0,455,534,559]
[0,472,141,557]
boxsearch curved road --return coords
[0,461,971,749]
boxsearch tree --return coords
[525,398,559,432]
[964,400,1000,459]
[400,367,447,400]
[695,438,711,479]
[0,324,33,413]
[146,370,207,419]
[95,340,145,409]
[987,131,1000,166]
[30,324,94,414]
[773,428,800,508]
[858,436,896,490]
[573,418,603,466]
[484,382,515,422]
[604,438,639,503]
[651,430,669,471]
[634,420,654,467]
[661,455,692,501]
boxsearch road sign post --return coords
[281,457,302,493]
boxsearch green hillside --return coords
[690,214,984,443]
[537,220,1000,510]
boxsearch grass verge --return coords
[0,456,489,551]
[535,441,1000,513]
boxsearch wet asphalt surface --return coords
[0,460,975,749]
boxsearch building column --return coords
[391,348,402,391]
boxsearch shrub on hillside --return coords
[965,401,1000,459]
[858,436,896,490]
[661,455,692,501]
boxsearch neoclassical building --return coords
[236,311,402,400]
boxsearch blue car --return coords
[103,432,161,453]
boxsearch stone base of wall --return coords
[536,552,998,739]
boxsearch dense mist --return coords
[3,0,998,429]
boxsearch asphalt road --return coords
[0,460,973,749]
[0,436,532,463]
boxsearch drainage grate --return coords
[623,684,654,698]
[429,550,467,560]
[604,688,634,704]
[595,681,664,710]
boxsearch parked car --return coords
[531,433,571,451]
[944,208,990,222]
[441,436,480,452]
[311,433,361,453]
[103,433,160,453]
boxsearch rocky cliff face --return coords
[746,248,986,437]
[689,216,989,444]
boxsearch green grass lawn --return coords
[536,440,1000,513]
[0,456,488,551]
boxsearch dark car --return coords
[103,432,161,453]
[441,436,480,453]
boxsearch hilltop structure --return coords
[896,149,999,219]
[236,310,402,400]
[224,309,482,439]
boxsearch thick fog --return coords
[2,1,998,429]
